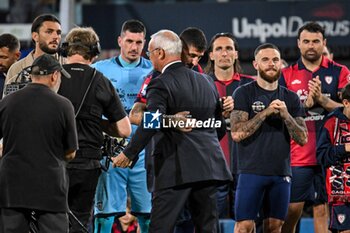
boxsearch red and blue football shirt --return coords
[280,56,350,166]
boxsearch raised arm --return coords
[283,116,308,146]
[271,99,308,146]
[308,76,342,112]
[230,108,271,142]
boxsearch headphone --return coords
[59,41,101,57]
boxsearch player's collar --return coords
[116,55,141,68]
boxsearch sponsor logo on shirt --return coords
[252,101,265,113]
[304,114,325,121]
[296,89,308,103]
[291,79,301,85]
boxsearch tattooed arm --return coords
[129,102,146,125]
[284,116,308,146]
[230,104,277,142]
[272,99,308,146]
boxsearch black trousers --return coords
[150,181,219,233]
[68,168,100,233]
[0,208,68,233]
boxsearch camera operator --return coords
[0,54,78,233]
[57,26,131,233]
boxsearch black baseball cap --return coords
[30,54,71,78]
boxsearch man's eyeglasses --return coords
[146,48,161,57]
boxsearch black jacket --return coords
[124,62,232,191]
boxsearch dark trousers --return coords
[174,201,195,233]
[68,168,100,233]
[0,208,68,233]
[150,182,219,233]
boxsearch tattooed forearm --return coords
[284,116,308,146]
[129,103,147,125]
[317,95,342,112]
[230,110,266,142]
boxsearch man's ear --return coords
[117,36,122,48]
[159,48,166,60]
[32,32,39,43]
[51,71,59,83]
[252,60,258,70]
[234,50,238,60]
[209,51,214,61]
[15,51,21,60]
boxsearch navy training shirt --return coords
[232,81,305,176]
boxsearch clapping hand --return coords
[222,96,234,118]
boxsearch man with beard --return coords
[0,33,21,98]
[205,32,253,219]
[231,43,308,233]
[180,27,207,73]
[279,22,350,233]
[4,14,61,90]
[113,29,232,233]
[92,19,153,233]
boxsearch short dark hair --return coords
[180,27,207,52]
[341,83,350,101]
[297,22,325,40]
[0,33,20,52]
[31,14,61,33]
[121,19,146,36]
[254,43,280,57]
[205,32,241,74]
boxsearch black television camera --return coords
[4,66,32,96]
[101,134,128,171]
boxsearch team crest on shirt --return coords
[252,101,265,113]
[347,74,350,82]
[325,76,333,84]
[338,214,346,224]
